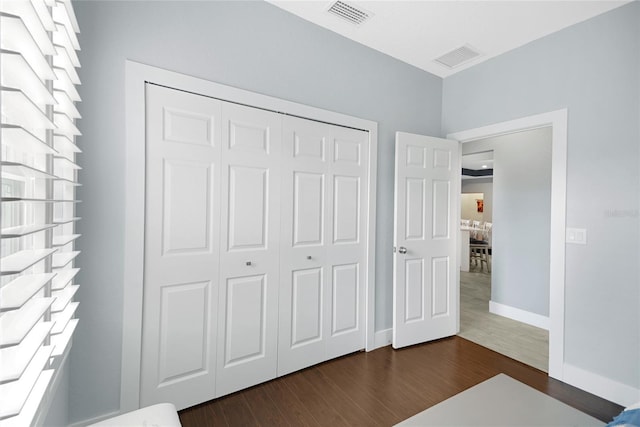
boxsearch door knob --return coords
[307,255,312,260]
[398,247,407,254]
[246,261,252,266]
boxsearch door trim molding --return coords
[447,108,568,381]
[122,60,378,412]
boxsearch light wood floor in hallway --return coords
[459,267,549,372]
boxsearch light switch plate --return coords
[566,228,587,244]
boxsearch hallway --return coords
[459,268,549,372]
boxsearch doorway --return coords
[458,136,550,372]
[448,109,567,381]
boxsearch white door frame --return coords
[121,61,378,412]
[447,109,567,381]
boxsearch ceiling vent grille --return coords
[327,1,372,25]
[435,45,481,69]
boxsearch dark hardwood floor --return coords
[178,336,622,426]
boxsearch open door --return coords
[393,132,460,349]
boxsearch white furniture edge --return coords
[447,108,568,382]
[489,300,550,331]
[121,60,378,414]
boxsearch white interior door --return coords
[141,84,221,409]
[393,132,460,349]
[215,102,281,397]
[278,115,368,375]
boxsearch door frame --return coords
[447,108,567,381]
[120,61,378,412]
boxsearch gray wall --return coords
[443,2,640,390]
[461,178,493,222]
[463,128,552,317]
[71,1,442,423]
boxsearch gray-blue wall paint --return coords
[462,128,552,318]
[443,2,640,390]
[71,1,442,422]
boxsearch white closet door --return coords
[278,116,368,375]
[278,117,329,375]
[325,123,368,359]
[216,102,281,397]
[141,84,221,410]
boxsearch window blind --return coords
[0,0,81,424]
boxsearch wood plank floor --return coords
[178,337,623,426]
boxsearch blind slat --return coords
[1,224,56,238]
[51,251,79,270]
[0,17,55,80]
[0,298,55,346]
[0,273,56,310]
[0,346,53,419]
[50,267,79,291]
[1,161,57,179]
[1,52,56,106]
[53,90,81,119]
[51,301,79,334]
[52,67,80,101]
[53,133,81,154]
[0,370,54,427]
[0,322,53,382]
[53,23,80,67]
[52,216,81,225]
[53,112,81,138]
[0,89,56,133]
[31,0,56,31]
[1,125,56,154]
[0,3,56,56]
[0,249,56,276]
[52,234,81,247]
[52,45,80,84]
[50,318,78,357]
[50,284,79,312]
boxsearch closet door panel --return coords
[278,117,328,375]
[325,127,368,359]
[280,116,368,372]
[141,84,221,410]
[216,102,281,397]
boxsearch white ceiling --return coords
[267,0,630,77]
[462,151,493,170]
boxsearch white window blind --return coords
[0,0,81,425]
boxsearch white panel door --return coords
[326,124,368,359]
[393,132,459,349]
[278,116,367,375]
[141,84,221,409]
[216,102,281,397]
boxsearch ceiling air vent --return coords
[435,45,481,69]
[327,0,372,25]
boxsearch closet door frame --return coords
[120,61,378,413]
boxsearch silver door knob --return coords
[246,261,252,266]
[398,247,407,254]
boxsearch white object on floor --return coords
[395,374,603,426]
[89,403,181,427]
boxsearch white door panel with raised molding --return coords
[141,84,221,409]
[393,132,460,349]
[278,116,368,375]
[216,102,281,396]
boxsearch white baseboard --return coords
[68,410,121,427]
[489,300,550,330]
[563,363,640,407]
[374,328,392,349]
